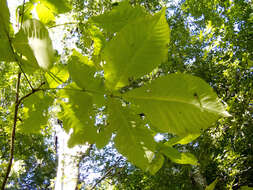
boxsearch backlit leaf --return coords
[103,8,170,90]
[0,0,15,61]
[146,153,165,175]
[20,92,53,133]
[108,98,161,171]
[36,3,56,26]
[205,178,219,190]
[16,2,34,23]
[123,74,230,136]
[68,50,105,105]
[166,133,201,146]
[12,29,39,72]
[159,144,198,165]
[40,0,71,14]
[91,1,146,33]
[21,19,55,70]
[58,88,97,147]
[45,64,69,88]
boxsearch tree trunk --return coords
[55,126,90,190]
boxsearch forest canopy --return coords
[0,0,252,189]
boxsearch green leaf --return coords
[40,0,71,14]
[20,19,55,70]
[89,25,106,56]
[146,153,165,175]
[20,92,53,133]
[205,178,218,190]
[45,64,69,88]
[95,124,114,149]
[58,88,97,147]
[108,98,161,172]
[240,186,253,190]
[159,144,198,165]
[123,74,230,136]
[16,2,34,23]
[36,3,56,26]
[165,133,200,146]
[91,1,146,33]
[0,0,15,61]
[103,8,170,90]
[12,29,39,72]
[68,49,105,93]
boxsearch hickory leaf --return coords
[36,3,56,26]
[45,64,69,88]
[205,178,219,190]
[33,0,71,14]
[20,19,55,71]
[12,29,39,72]
[91,1,146,33]
[123,74,230,136]
[165,133,201,146]
[103,8,170,90]
[0,0,15,61]
[108,98,161,172]
[20,92,53,133]
[68,50,104,92]
[58,89,97,147]
[159,144,198,165]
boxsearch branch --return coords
[18,82,45,104]
[1,1,28,188]
[6,0,34,91]
[1,73,21,190]
[48,22,85,29]
[1,80,45,189]
[90,157,122,190]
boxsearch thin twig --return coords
[0,79,45,190]
[6,0,34,90]
[1,73,21,190]
[90,157,122,190]
[16,61,34,90]
[18,82,45,104]
[8,46,34,91]
[48,22,84,29]
[1,1,29,188]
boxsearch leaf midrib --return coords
[125,94,222,115]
